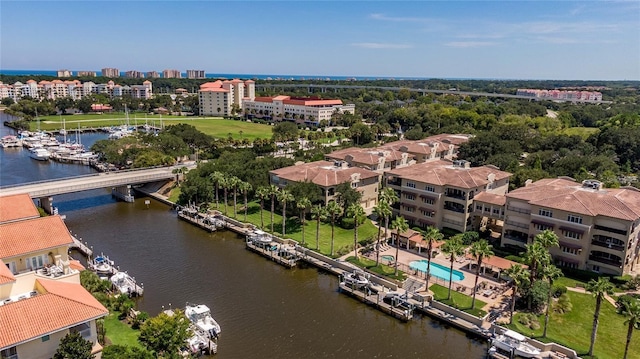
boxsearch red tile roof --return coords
[386,160,511,189]
[270,161,379,187]
[0,259,16,284]
[0,279,107,349]
[474,192,507,206]
[0,194,40,223]
[0,216,73,259]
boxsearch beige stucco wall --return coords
[15,320,100,359]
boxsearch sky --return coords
[1,1,639,80]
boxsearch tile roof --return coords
[0,216,73,259]
[0,194,40,223]
[465,254,528,270]
[507,178,640,221]
[0,259,16,284]
[474,192,507,206]
[386,160,511,189]
[328,147,411,166]
[270,161,379,187]
[0,279,107,349]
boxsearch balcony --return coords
[506,206,531,215]
[386,179,402,186]
[504,234,528,244]
[444,205,465,214]
[589,255,622,268]
[445,190,467,200]
[591,239,625,252]
[505,220,530,230]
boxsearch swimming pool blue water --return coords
[409,260,465,282]
[381,255,394,261]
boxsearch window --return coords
[42,335,50,342]
[476,205,483,211]
[539,209,553,218]
[351,182,358,188]
[26,254,48,270]
[534,223,553,231]
[71,322,91,340]
[0,347,17,359]
[421,210,435,217]
[406,181,416,188]
[422,198,434,205]
[561,246,579,255]
[567,215,583,224]
[404,193,416,200]
[404,206,415,213]
[563,230,582,240]
[425,185,435,192]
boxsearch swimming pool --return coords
[409,260,465,282]
[381,255,395,261]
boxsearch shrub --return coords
[131,311,149,330]
[622,275,640,290]
[615,294,640,311]
[551,284,567,298]
[554,293,572,314]
[518,313,540,329]
[505,255,525,264]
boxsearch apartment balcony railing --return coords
[442,218,464,227]
[505,220,530,230]
[445,192,467,200]
[588,256,622,268]
[506,206,531,215]
[504,234,528,244]
[387,179,402,186]
[591,240,625,252]
[444,206,465,214]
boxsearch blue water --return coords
[409,260,465,282]
[0,69,430,81]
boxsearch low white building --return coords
[243,95,355,124]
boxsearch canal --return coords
[1,125,487,358]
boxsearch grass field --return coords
[32,113,274,140]
[103,312,142,348]
[506,291,639,359]
[429,284,487,317]
[561,127,599,139]
[229,201,379,257]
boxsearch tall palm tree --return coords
[585,277,615,357]
[441,236,465,300]
[296,197,311,245]
[534,229,560,249]
[311,204,327,250]
[228,176,240,218]
[372,201,391,266]
[268,185,279,233]
[504,264,529,325]
[469,239,494,309]
[209,171,225,209]
[255,186,269,229]
[347,203,366,260]
[524,241,550,280]
[380,188,399,240]
[277,189,294,236]
[391,216,409,276]
[326,201,342,256]
[621,299,640,359]
[421,226,443,291]
[238,181,252,222]
[219,177,229,215]
[541,264,563,337]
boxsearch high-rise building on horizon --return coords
[101,68,120,78]
[162,69,182,78]
[77,71,97,77]
[125,70,145,79]
[186,70,205,79]
[56,70,72,78]
[146,71,160,78]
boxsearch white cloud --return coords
[445,41,497,48]
[351,42,413,49]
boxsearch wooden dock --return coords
[177,210,224,232]
[413,304,492,339]
[245,241,299,268]
[69,234,93,257]
[338,283,413,322]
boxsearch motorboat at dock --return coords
[247,229,274,247]
[342,270,370,289]
[1,135,22,148]
[110,271,144,297]
[29,148,51,161]
[491,330,541,358]
[185,302,222,338]
[88,254,116,276]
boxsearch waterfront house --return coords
[0,193,40,224]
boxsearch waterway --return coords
[0,124,487,358]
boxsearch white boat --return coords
[343,270,370,288]
[248,229,273,245]
[29,148,51,161]
[89,254,115,276]
[1,135,22,148]
[185,303,221,338]
[185,326,217,355]
[491,330,541,358]
[110,271,142,296]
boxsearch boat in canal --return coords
[247,229,273,245]
[1,135,22,148]
[343,270,370,288]
[110,271,143,296]
[185,302,222,338]
[491,330,541,358]
[89,254,115,276]
[29,148,51,161]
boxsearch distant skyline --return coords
[1,1,639,81]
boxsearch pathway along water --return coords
[0,124,486,358]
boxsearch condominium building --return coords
[269,160,380,214]
[243,96,355,125]
[56,70,72,78]
[198,80,255,116]
[0,194,108,359]
[186,70,205,79]
[0,79,153,101]
[146,71,160,78]
[163,69,182,79]
[125,70,145,79]
[77,71,97,77]
[384,159,511,232]
[484,178,640,275]
[516,89,603,102]
[101,67,120,78]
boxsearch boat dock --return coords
[177,207,224,232]
[69,234,93,257]
[245,240,300,268]
[413,302,492,339]
[338,283,413,322]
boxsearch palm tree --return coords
[421,226,443,291]
[277,189,294,236]
[380,188,399,240]
[172,166,188,186]
[326,201,342,256]
[268,185,279,233]
[524,241,550,280]
[440,236,465,300]
[219,177,229,215]
[209,171,225,209]
[534,229,559,249]
[255,186,269,229]
[372,201,391,266]
[504,264,529,325]
[469,239,494,309]
[311,204,327,250]
[541,264,563,337]
[238,181,252,222]
[296,197,311,245]
[585,277,615,357]
[391,216,409,276]
[347,203,366,260]
[621,299,640,359]
[228,176,240,218]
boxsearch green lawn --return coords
[554,276,587,289]
[429,284,487,317]
[560,127,599,139]
[103,312,142,348]
[506,291,639,359]
[32,114,273,140]
[231,201,379,257]
[345,256,407,281]
[168,187,181,203]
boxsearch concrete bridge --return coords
[0,166,188,213]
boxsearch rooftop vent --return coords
[582,180,602,190]
[453,160,470,168]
